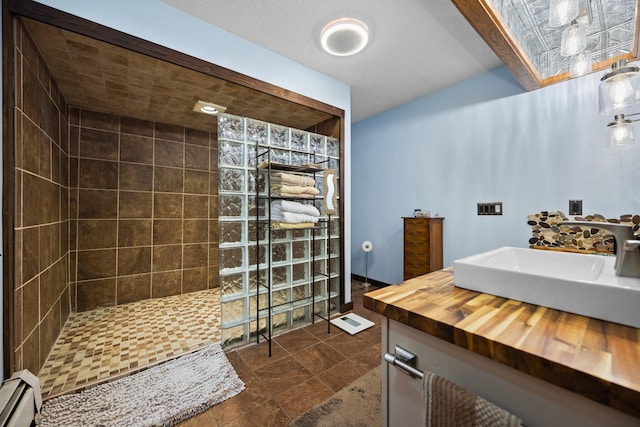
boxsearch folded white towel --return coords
[271,200,320,217]
[271,211,319,224]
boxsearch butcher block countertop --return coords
[363,268,640,419]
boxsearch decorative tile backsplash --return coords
[527,211,640,253]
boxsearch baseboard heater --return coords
[0,370,42,427]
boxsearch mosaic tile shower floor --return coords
[38,289,221,400]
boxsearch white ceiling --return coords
[160,0,505,122]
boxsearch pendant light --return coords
[607,114,635,146]
[569,50,592,77]
[548,0,580,28]
[598,59,640,115]
[560,22,586,57]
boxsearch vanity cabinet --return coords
[364,269,640,427]
[403,217,443,280]
[382,318,639,427]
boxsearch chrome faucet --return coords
[561,221,640,278]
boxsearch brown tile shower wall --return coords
[13,19,71,375]
[70,110,219,312]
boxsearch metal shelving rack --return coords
[255,147,331,356]
[311,214,331,334]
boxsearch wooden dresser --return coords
[402,217,443,280]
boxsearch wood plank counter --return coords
[363,268,640,419]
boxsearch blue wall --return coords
[352,66,640,285]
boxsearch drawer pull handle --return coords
[384,345,424,379]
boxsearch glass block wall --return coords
[218,113,341,348]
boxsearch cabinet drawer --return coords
[404,243,430,258]
[404,222,429,242]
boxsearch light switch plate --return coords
[477,202,503,216]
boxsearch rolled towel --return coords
[271,200,320,217]
[423,371,523,427]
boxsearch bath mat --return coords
[36,343,244,427]
[330,312,375,335]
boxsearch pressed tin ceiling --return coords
[21,18,335,134]
[488,0,638,79]
[453,0,640,90]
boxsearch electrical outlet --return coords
[477,202,503,216]
[569,200,582,216]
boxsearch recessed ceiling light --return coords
[320,18,369,57]
[193,100,227,115]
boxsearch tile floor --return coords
[37,282,381,426]
[178,283,382,427]
[38,288,221,399]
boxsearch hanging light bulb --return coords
[549,0,580,28]
[598,59,640,115]
[569,50,592,77]
[608,77,634,104]
[607,115,635,146]
[560,23,586,56]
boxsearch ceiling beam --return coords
[451,0,542,91]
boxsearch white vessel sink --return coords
[453,247,640,328]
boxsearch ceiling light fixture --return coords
[599,59,640,146]
[548,0,580,27]
[569,50,592,77]
[598,59,640,115]
[560,22,586,57]
[607,114,636,146]
[193,100,227,115]
[320,18,369,57]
